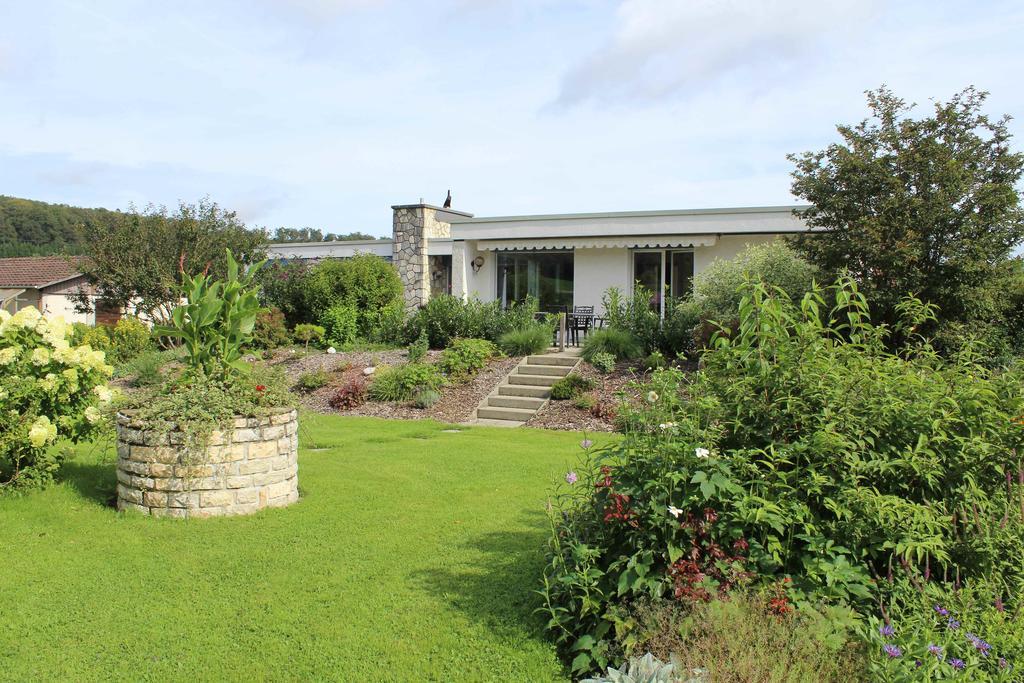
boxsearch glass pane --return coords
[633,251,662,311]
[496,252,573,312]
[670,251,694,298]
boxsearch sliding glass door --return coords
[631,249,694,316]
[497,251,574,312]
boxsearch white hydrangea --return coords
[0,346,17,366]
[31,347,50,366]
[84,406,102,424]
[28,415,57,448]
[93,385,113,404]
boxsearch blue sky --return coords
[1,0,1022,237]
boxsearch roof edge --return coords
[450,204,810,224]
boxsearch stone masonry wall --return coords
[115,408,299,518]
[392,205,451,310]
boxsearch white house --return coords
[267,202,811,315]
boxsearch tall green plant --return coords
[155,249,265,381]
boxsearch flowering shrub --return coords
[0,307,113,490]
[328,378,367,409]
[540,277,1024,675]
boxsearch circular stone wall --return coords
[115,408,299,518]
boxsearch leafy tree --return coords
[74,198,267,325]
[787,86,1024,344]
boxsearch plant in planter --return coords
[117,250,298,518]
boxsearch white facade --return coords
[266,203,810,314]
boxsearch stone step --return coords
[498,384,551,399]
[487,395,546,410]
[507,373,560,387]
[477,405,538,422]
[474,418,526,428]
[517,364,572,377]
[527,355,579,367]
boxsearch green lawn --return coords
[0,415,609,682]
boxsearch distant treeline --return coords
[0,196,120,257]
[0,195,385,257]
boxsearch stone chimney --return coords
[391,203,471,310]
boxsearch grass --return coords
[0,415,612,681]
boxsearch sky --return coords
[1,0,1023,238]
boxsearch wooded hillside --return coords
[0,196,121,257]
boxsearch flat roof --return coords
[450,205,809,224]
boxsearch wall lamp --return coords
[471,256,485,273]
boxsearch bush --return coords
[369,363,445,402]
[498,324,552,356]
[438,338,496,379]
[337,253,404,338]
[540,277,1024,675]
[693,241,817,327]
[107,316,152,363]
[589,351,616,374]
[76,324,112,353]
[295,369,330,392]
[412,388,441,409]
[410,295,539,348]
[660,299,702,359]
[251,308,290,350]
[302,255,403,337]
[319,304,359,347]
[0,307,114,490]
[582,328,643,362]
[328,378,367,410]
[293,323,325,350]
[256,260,311,326]
[369,300,410,346]
[550,373,596,400]
[407,332,428,362]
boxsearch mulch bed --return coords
[527,360,647,432]
[274,348,522,424]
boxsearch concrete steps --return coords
[472,349,582,427]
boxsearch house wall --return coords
[693,234,778,275]
[574,247,631,310]
[40,293,96,324]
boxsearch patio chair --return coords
[569,306,594,346]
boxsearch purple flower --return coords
[949,658,965,670]
[883,644,902,658]
[928,644,943,657]
[948,617,961,630]
[967,634,991,656]
[565,471,578,485]
[915,659,923,668]
[879,624,895,638]
[934,604,950,616]
[999,658,1009,669]
[579,439,593,450]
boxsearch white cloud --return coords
[555,0,882,105]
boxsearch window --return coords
[631,250,694,316]
[496,251,574,312]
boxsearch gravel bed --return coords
[276,348,522,424]
[527,360,648,432]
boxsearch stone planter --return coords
[115,408,299,518]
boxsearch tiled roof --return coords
[0,256,87,288]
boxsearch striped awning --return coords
[474,235,718,251]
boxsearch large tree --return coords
[75,198,267,324]
[788,86,1024,341]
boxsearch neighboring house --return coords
[0,256,108,324]
[268,202,812,314]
